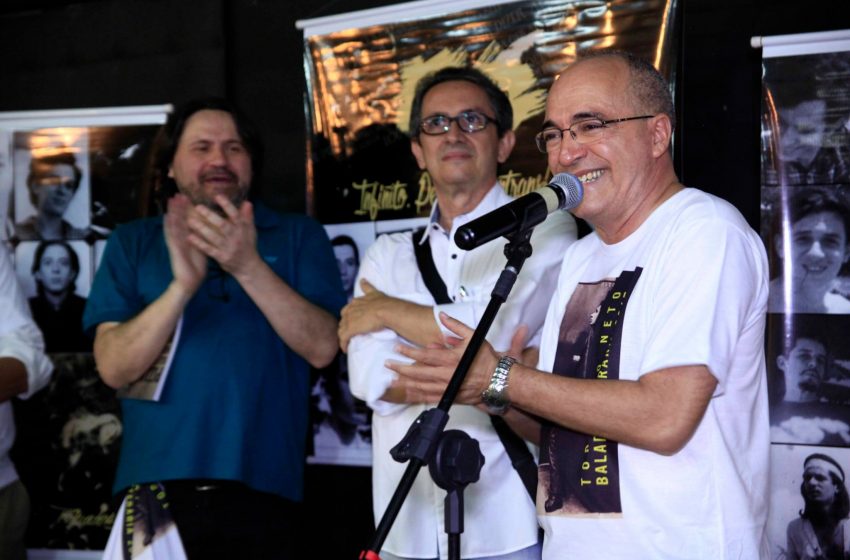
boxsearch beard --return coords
[181,175,250,215]
[797,375,820,393]
[204,188,248,216]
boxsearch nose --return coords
[552,134,586,169]
[807,241,827,259]
[208,144,229,166]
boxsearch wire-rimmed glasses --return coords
[535,115,655,153]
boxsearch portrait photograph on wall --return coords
[766,313,850,447]
[308,221,377,467]
[8,130,99,244]
[768,444,850,560]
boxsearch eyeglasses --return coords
[534,115,655,153]
[420,111,498,136]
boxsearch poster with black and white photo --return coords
[768,445,850,560]
[755,28,850,559]
[1,105,169,554]
[759,33,850,317]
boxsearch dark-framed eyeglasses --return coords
[534,115,655,153]
[420,111,498,136]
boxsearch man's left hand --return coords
[386,312,499,406]
[186,194,261,278]
[339,279,397,352]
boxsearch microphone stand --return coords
[360,226,536,560]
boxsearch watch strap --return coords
[482,355,516,415]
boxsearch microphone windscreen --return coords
[549,172,584,210]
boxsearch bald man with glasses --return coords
[386,50,772,559]
[340,66,577,560]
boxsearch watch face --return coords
[482,391,510,416]
[491,404,510,416]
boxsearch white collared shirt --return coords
[348,183,577,559]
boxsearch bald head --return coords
[560,51,675,129]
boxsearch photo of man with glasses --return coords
[12,151,98,242]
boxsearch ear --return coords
[777,354,787,373]
[774,234,784,260]
[410,138,427,170]
[497,129,516,164]
[649,114,673,159]
[168,165,175,179]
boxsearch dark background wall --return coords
[0,0,846,557]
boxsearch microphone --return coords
[454,172,583,250]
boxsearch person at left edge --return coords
[1,242,53,560]
[82,97,345,558]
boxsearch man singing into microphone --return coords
[387,50,771,558]
[339,67,577,560]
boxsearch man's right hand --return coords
[165,194,208,296]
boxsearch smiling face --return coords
[778,337,827,403]
[35,243,75,295]
[168,109,252,210]
[778,210,850,299]
[543,56,673,241]
[410,80,514,198]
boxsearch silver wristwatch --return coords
[481,355,517,416]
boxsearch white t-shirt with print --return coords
[537,188,771,559]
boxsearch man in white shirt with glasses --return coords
[340,66,577,560]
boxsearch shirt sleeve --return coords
[290,216,347,317]
[346,234,414,416]
[0,244,53,399]
[637,206,769,391]
[82,223,146,336]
